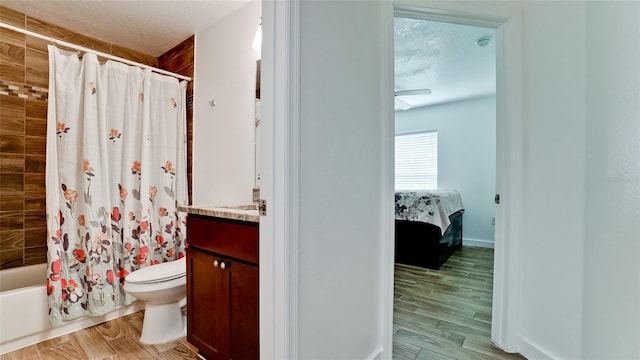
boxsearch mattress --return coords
[395,190,464,234]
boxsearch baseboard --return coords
[519,336,556,360]
[463,238,495,248]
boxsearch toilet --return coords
[123,257,187,344]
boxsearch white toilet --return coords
[123,257,187,344]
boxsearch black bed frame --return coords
[394,210,464,270]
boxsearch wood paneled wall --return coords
[0,6,159,270]
[159,36,194,204]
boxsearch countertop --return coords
[178,204,260,223]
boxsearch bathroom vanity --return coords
[181,205,259,360]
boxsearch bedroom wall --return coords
[193,0,260,206]
[395,95,496,247]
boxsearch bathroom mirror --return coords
[254,60,261,188]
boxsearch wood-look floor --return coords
[0,311,200,360]
[3,247,522,360]
[393,246,525,360]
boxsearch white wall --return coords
[297,1,385,358]
[395,96,496,246]
[193,0,260,205]
[583,2,640,358]
[513,2,587,358]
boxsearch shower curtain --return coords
[45,45,188,325]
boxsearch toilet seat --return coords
[126,257,186,284]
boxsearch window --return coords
[395,131,437,190]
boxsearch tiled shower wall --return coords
[0,6,159,270]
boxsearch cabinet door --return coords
[228,260,259,360]
[187,249,230,360]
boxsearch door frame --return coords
[383,3,525,355]
[259,0,301,358]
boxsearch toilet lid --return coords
[125,257,186,284]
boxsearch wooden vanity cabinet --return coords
[186,215,259,360]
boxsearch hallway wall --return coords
[583,1,640,358]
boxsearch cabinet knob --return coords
[213,260,219,268]
[220,262,226,270]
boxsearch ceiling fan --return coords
[394,88,431,111]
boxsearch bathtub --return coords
[0,263,144,355]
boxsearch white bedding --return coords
[394,190,464,234]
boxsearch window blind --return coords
[395,131,437,190]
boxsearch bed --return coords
[395,190,464,270]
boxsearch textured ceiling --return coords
[395,17,496,110]
[1,0,251,57]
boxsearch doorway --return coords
[392,13,499,358]
[394,17,497,248]
[388,5,523,356]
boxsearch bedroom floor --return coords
[393,247,526,360]
[0,311,200,360]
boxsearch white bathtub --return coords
[0,263,144,355]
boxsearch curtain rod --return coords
[0,21,192,82]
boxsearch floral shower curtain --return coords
[45,46,188,325]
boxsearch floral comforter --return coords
[395,190,464,234]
